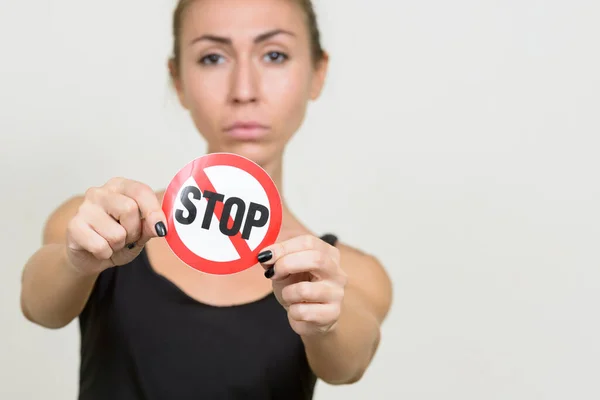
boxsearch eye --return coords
[199,53,225,65]
[263,51,288,64]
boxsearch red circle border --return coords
[161,153,282,275]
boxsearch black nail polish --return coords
[258,250,273,263]
[264,267,275,279]
[155,222,167,237]
[127,243,136,250]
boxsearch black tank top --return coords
[77,234,338,400]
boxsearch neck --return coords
[198,147,310,239]
[204,147,294,221]
[257,153,284,195]
[256,153,305,234]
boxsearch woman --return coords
[20,0,393,398]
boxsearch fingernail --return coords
[155,222,167,237]
[127,243,136,250]
[264,267,275,279]
[258,250,273,263]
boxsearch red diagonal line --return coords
[194,169,252,260]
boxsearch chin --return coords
[208,141,281,168]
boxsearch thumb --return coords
[137,210,168,246]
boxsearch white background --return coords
[1,0,600,399]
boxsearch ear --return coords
[168,59,189,110]
[310,51,329,100]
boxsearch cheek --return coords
[182,69,226,136]
[264,68,311,133]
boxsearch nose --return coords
[229,58,259,105]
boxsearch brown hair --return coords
[170,0,325,75]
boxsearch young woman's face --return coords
[171,0,328,166]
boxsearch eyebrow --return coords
[190,29,295,46]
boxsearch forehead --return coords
[181,0,306,40]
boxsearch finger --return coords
[116,180,167,242]
[267,250,335,281]
[258,235,330,267]
[96,192,143,245]
[83,203,128,251]
[68,216,114,261]
[281,281,343,306]
[288,302,340,327]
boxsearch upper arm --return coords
[337,243,393,324]
[42,195,85,245]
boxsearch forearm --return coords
[302,292,381,385]
[20,244,99,329]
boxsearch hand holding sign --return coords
[258,235,348,337]
[66,178,168,276]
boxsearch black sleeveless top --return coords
[77,234,338,400]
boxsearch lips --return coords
[223,121,270,140]
[225,121,268,130]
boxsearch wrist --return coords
[301,320,339,348]
[60,245,101,280]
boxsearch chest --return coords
[99,261,315,399]
[144,239,274,307]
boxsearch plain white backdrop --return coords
[1,0,599,398]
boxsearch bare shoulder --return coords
[336,241,393,323]
[43,195,86,245]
